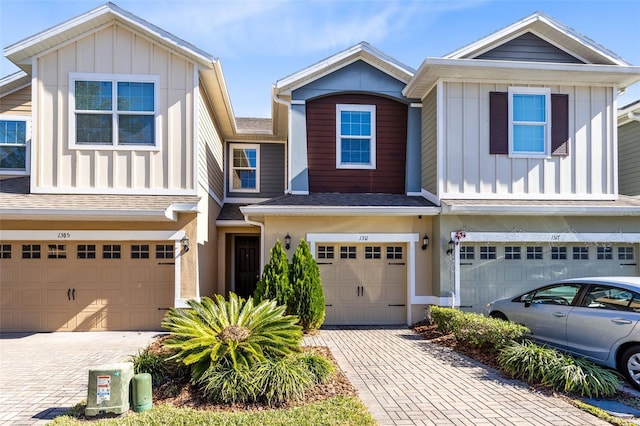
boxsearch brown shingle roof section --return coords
[235,117,273,134]
[257,193,438,207]
[216,203,247,221]
[0,177,200,218]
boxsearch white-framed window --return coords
[0,115,30,174]
[508,87,550,158]
[69,73,159,150]
[336,104,376,169]
[551,247,567,260]
[460,246,474,260]
[480,246,496,260]
[618,247,635,260]
[229,144,259,192]
[504,246,521,260]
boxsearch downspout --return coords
[273,89,292,194]
[243,214,265,271]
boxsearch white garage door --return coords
[317,243,406,325]
[0,241,174,331]
[460,243,638,312]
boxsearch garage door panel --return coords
[0,263,17,283]
[46,266,71,283]
[98,310,122,330]
[77,266,98,282]
[101,266,123,282]
[0,288,17,307]
[20,289,44,307]
[21,267,42,283]
[504,266,522,281]
[46,287,71,307]
[100,288,124,306]
[21,311,45,331]
[130,267,152,282]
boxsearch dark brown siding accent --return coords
[551,94,569,156]
[489,92,508,154]
[306,94,407,194]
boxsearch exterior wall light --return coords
[181,235,190,252]
[421,234,430,251]
[284,233,291,250]
[446,239,455,255]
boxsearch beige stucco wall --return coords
[33,22,197,194]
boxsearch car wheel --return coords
[621,345,640,390]
[489,312,508,321]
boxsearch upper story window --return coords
[508,87,550,157]
[0,116,30,174]
[229,144,259,192]
[69,73,158,150]
[336,104,376,169]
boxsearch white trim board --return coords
[0,230,186,241]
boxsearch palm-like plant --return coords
[161,293,302,380]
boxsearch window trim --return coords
[335,104,376,170]
[508,87,551,158]
[69,73,160,151]
[228,143,260,193]
[0,115,31,175]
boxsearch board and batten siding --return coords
[226,142,285,198]
[0,86,32,115]
[441,82,616,199]
[33,23,196,194]
[197,86,224,200]
[421,87,437,195]
[618,119,640,196]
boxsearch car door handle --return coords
[552,312,566,317]
[611,318,632,325]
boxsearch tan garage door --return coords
[460,243,638,312]
[318,243,406,325]
[0,241,174,332]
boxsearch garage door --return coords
[0,241,174,331]
[460,243,638,312]
[317,243,406,325]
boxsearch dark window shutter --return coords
[489,92,508,154]
[551,94,569,156]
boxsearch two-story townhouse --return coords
[618,101,640,197]
[0,3,234,331]
[403,12,640,313]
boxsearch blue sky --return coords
[1,0,639,118]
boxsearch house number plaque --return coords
[57,232,72,239]
[358,235,369,241]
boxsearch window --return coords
[0,117,30,173]
[527,284,580,306]
[619,247,635,260]
[508,88,550,157]
[597,246,613,260]
[1,244,11,259]
[22,244,41,259]
[526,246,543,260]
[47,244,67,259]
[386,246,403,260]
[131,244,150,259]
[317,246,334,259]
[460,246,474,260]
[480,246,496,260]
[229,144,259,192]
[581,285,640,312]
[77,244,96,259]
[70,73,158,149]
[103,244,121,259]
[156,244,174,259]
[573,246,589,260]
[504,246,521,260]
[551,247,567,260]
[490,90,568,157]
[336,104,375,169]
[340,246,356,259]
[364,246,381,259]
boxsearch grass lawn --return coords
[50,396,376,425]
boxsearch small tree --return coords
[253,240,291,310]
[290,239,325,331]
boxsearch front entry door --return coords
[234,236,260,299]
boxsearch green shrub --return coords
[453,312,529,352]
[254,240,292,309]
[429,306,465,334]
[161,293,302,379]
[290,239,326,331]
[253,356,315,406]
[129,347,167,386]
[498,341,621,397]
[198,363,256,404]
[294,351,335,384]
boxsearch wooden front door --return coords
[234,236,260,299]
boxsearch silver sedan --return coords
[485,276,640,389]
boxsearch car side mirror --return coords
[523,294,533,308]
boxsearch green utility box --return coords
[131,373,153,412]
[85,362,134,417]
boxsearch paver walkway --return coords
[304,327,609,426]
[0,332,158,425]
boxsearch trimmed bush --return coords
[290,239,326,331]
[452,312,529,352]
[253,240,292,310]
[499,341,621,397]
[429,306,466,334]
[253,356,315,405]
[161,293,302,379]
[130,347,168,386]
[293,351,336,384]
[198,363,256,404]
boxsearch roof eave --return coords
[240,205,441,216]
[441,204,640,216]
